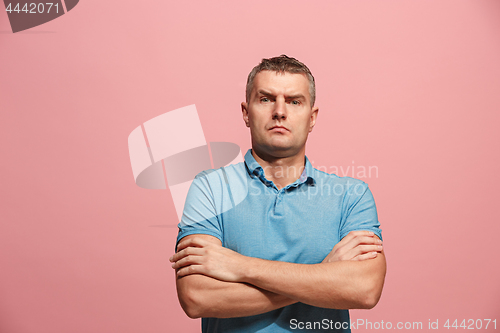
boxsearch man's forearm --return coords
[173,233,385,316]
[241,253,386,309]
[176,274,297,318]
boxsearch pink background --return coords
[1,1,500,332]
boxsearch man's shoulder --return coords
[194,161,246,182]
[191,161,248,196]
[184,161,249,220]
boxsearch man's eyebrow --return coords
[256,89,274,96]
[285,94,306,100]
[256,90,306,100]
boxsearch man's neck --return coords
[251,148,306,190]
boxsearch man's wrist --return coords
[239,256,263,284]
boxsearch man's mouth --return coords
[269,125,289,132]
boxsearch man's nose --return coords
[272,99,287,120]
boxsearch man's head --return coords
[246,55,316,107]
[242,55,319,159]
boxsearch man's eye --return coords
[291,100,300,105]
[261,97,270,102]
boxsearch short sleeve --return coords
[339,183,382,241]
[176,171,223,248]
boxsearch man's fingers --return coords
[323,231,382,263]
[342,235,382,253]
[176,236,209,252]
[351,252,378,261]
[349,244,383,257]
[344,230,375,241]
[333,231,370,250]
[337,231,379,249]
[333,235,381,255]
[334,244,382,261]
[170,246,204,263]
[350,236,382,246]
[176,264,204,277]
[172,253,204,269]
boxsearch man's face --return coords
[241,70,319,158]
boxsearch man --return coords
[170,55,386,332]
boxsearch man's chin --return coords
[259,144,302,158]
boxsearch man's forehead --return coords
[252,70,310,95]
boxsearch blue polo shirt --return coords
[177,149,382,333]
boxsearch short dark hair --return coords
[246,55,316,106]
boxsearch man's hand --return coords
[173,235,298,318]
[171,236,247,282]
[322,231,383,263]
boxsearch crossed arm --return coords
[171,231,386,319]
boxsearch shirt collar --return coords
[244,149,316,186]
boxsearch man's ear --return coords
[309,106,319,132]
[241,102,250,127]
